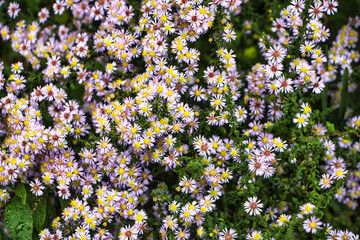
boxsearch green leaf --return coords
[44,199,56,229]
[68,83,85,103]
[33,198,47,232]
[14,183,27,205]
[32,229,39,240]
[321,84,328,114]
[26,187,36,207]
[339,68,349,128]
[312,137,319,143]
[5,197,33,240]
[326,121,335,133]
[59,198,70,210]
[244,46,257,59]
[0,227,11,240]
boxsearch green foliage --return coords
[326,121,335,134]
[5,197,33,240]
[244,46,257,60]
[32,198,47,232]
[0,0,359,239]
[67,82,85,104]
[14,183,27,206]
[44,199,57,229]
[180,156,207,179]
[339,68,349,129]
[59,198,70,210]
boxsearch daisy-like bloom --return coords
[319,173,334,189]
[324,0,339,15]
[259,146,275,162]
[193,135,212,156]
[163,21,175,34]
[219,228,238,240]
[8,2,20,18]
[42,172,54,185]
[11,62,23,74]
[0,189,10,203]
[186,9,203,28]
[265,45,287,64]
[133,210,147,224]
[179,176,197,194]
[308,1,325,20]
[221,168,233,183]
[96,137,113,154]
[30,179,45,196]
[303,216,322,234]
[289,0,305,13]
[199,195,216,213]
[300,203,316,215]
[338,137,352,149]
[169,200,181,213]
[190,85,206,102]
[119,225,139,240]
[204,66,218,84]
[332,168,348,180]
[265,63,283,79]
[323,140,336,153]
[105,62,117,74]
[246,230,263,240]
[348,116,360,129]
[244,20,252,34]
[271,18,286,33]
[349,16,360,27]
[235,106,247,123]
[75,42,89,58]
[310,77,325,94]
[208,187,223,200]
[335,187,346,201]
[38,7,49,23]
[300,41,315,55]
[276,214,291,227]
[263,166,275,178]
[138,102,153,117]
[293,113,309,128]
[53,0,65,15]
[248,121,263,136]
[337,230,356,240]
[174,228,190,240]
[207,112,219,126]
[210,94,226,111]
[244,196,263,216]
[222,28,237,42]
[159,226,168,240]
[249,98,265,118]
[57,184,71,199]
[81,185,93,199]
[196,226,205,238]
[272,137,288,152]
[274,76,294,93]
[300,102,312,115]
[162,215,178,230]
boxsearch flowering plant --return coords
[0,0,359,239]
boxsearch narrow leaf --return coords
[322,84,328,114]
[44,199,56,229]
[339,68,349,128]
[33,198,47,232]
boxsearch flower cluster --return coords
[0,0,359,239]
